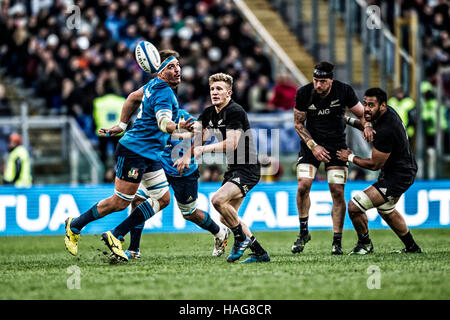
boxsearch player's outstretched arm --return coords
[98,87,144,136]
[193,128,241,159]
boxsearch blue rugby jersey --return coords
[119,77,179,161]
[159,109,198,177]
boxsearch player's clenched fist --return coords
[98,125,123,137]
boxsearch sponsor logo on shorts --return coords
[308,104,317,110]
[128,168,139,179]
[379,187,387,195]
[232,177,241,184]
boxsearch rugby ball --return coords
[135,40,161,73]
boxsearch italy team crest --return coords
[128,168,139,179]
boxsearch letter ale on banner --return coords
[0,181,449,235]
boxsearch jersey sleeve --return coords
[294,86,310,112]
[343,84,359,108]
[153,87,173,120]
[226,108,245,130]
[372,125,393,154]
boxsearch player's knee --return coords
[114,197,131,211]
[347,200,362,219]
[114,189,135,210]
[178,199,196,216]
[331,190,345,201]
[297,184,310,198]
[211,194,226,210]
[131,197,145,210]
[376,201,396,215]
[159,191,171,210]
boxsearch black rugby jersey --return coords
[198,100,259,169]
[372,106,418,177]
[294,80,359,145]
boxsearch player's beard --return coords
[168,76,181,88]
[365,107,381,122]
[314,84,331,98]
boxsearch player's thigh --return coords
[212,181,243,206]
[136,165,170,202]
[168,171,200,216]
[349,185,386,214]
[114,177,140,202]
[326,165,347,197]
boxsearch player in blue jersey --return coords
[123,109,231,259]
[64,50,194,261]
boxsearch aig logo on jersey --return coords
[128,168,139,179]
[318,109,330,115]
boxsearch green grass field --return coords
[0,229,449,300]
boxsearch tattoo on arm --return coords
[294,109,313,142]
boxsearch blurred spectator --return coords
[232,78,250,111]
[103,167,116,183]
[421,87,448,147]
[92,91,126,165]
[388,88,416,139]
[253,44,273,81]
[268,73,297,111]
[0,84,11,117]
[248,75,271,113]
[201,164,223,182]
[349,166,367,180]
[2,133,32,187]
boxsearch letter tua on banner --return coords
[173,203,184,229]
[242,192,277,228]
[396,190,429,227]
[428,189,450,225]
[309,191,333,227]
[276,191,298,227]
[0,195,16,231]
[16,195,50,232]
[49,194,81,231]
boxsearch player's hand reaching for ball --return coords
[312,145,331,163]
[98,126,123,137]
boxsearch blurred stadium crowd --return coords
[0,0,298,118]
[373,0,450,91]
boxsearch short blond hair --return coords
[209,73,233,89]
